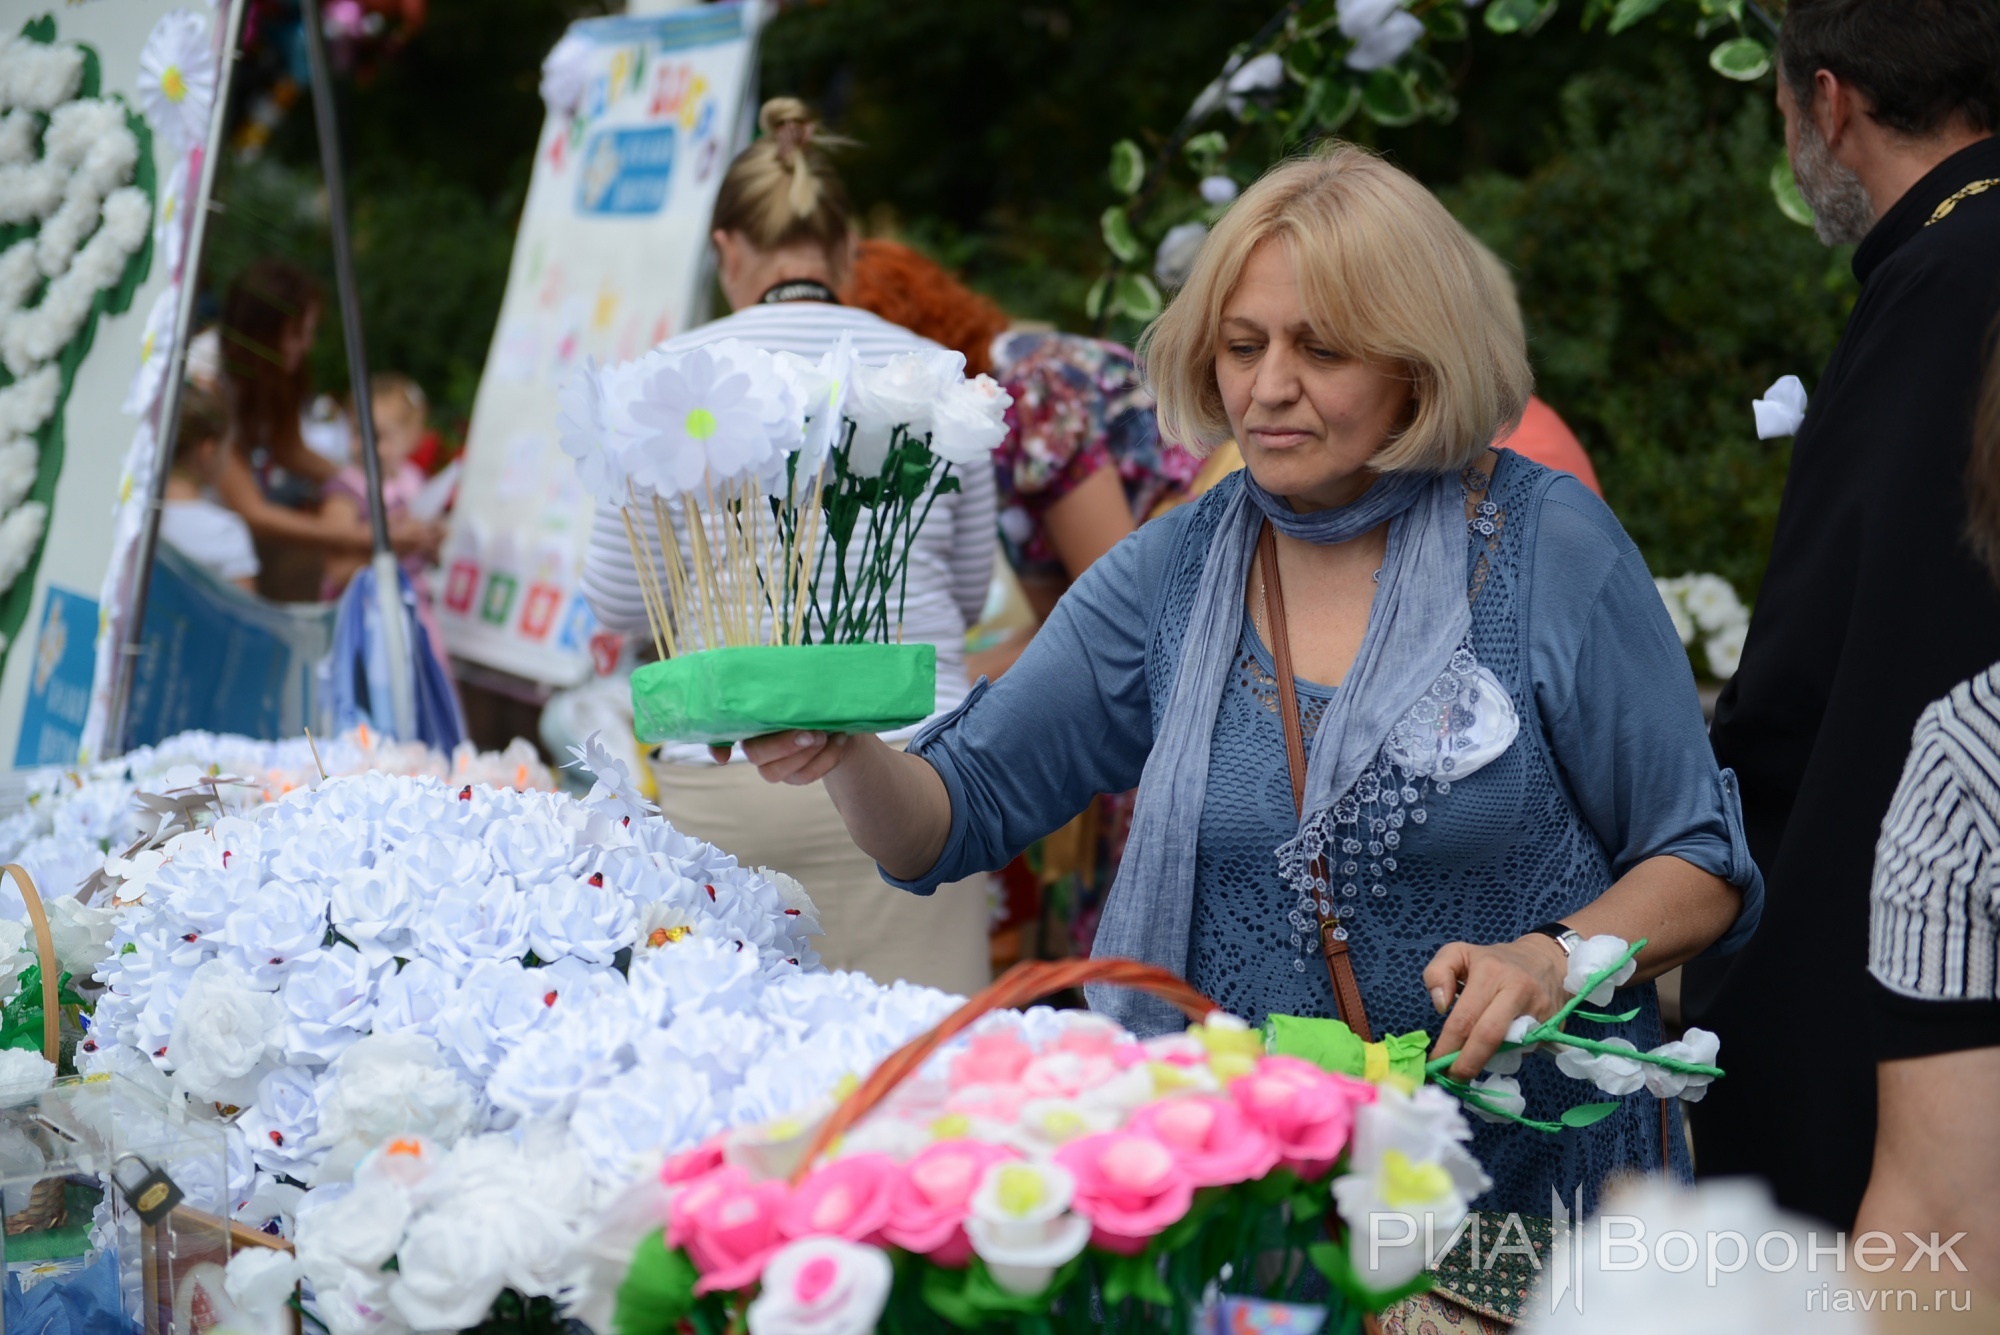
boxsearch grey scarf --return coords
[1086,468,1471,1034]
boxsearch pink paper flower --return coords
[882,1139,1019,1265]
[1020,1051,1119,1100]
[1055,1131,1193,1255]
[945,1082,1030,1125]
[949,1032,1033,1089]
[782,1153,899,1244]
[1128,1095,1280,1187]
[670,1166,793,1293]
[1050,1015,1124,1059]
[662,1138,726,1186]
[1228,1056,1374,1179]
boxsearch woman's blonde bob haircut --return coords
[1141,142,1532,471]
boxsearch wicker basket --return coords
[789,957,1218,1183]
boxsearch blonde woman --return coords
[580,98,996,995]
[743,144,1763,1218]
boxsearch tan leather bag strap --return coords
[1256,523,1373,1041]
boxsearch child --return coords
[319,373,443,599]
[159,387,259,592]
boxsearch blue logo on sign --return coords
[577,125,677,215]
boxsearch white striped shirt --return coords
[580,303,996,762]
[1869,662,2000,1001]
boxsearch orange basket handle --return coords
[789,958,1217,1183]
[3,865,59,1066]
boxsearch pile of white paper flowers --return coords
[72,742,959,1335]
[1655,572,1751,681]
[0,727,553,921]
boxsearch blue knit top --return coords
[892,452,1762,1215]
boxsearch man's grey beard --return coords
[1791,113,1877,246]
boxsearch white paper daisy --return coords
[121,283,178,418]
[154,149,188,278]
[136,10,215,157]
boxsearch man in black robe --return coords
[1686,0,2000,1229]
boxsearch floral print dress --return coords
[987,332,1200,954]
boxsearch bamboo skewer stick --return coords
[679,490,724,650]
[652,493,696,648]
[618,503,670,661]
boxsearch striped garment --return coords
[579,302,997,762]
[1868,661,2000,1001]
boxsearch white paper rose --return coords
[1553,1038,1648,1097]
[1641,1026,1721,1102]
[1332,1086,1487,1290]
[928,375,1012,467]
[295,1179,412,1292]
[313,1033,476,1179]
[281,945,384,1064]
[221,1246,303,1335]
[167,958,282,1104]
[45,896,115,982]
[387,1206,513,1330]
[0,1048,55,1105]
[748,1237,894,1335]
[239,1064,323,1175]
[1752,374,1808,439]
[965,1160,1093,1295]
[1563,934,1638,1005]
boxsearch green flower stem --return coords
[1419,937,1721,1079]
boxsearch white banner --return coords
[438,4,760,687]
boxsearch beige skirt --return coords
[647,756,993,997]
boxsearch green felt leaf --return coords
[611,1231,696,1335]
[1573,1007,1642,1025]
[1359,70,1419,127]
[1108,139,1145,196]
[1100,206,1143,263]
[1561,1100,1623,1128]
[1607,0,1673,33]
[1709,36,1771,81]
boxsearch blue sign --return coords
[14,586,98,768]
[124,546,335,748]
[577,125,677,216]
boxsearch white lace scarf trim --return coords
[1274,640,1520,969]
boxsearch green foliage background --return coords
[211,0,1854,596]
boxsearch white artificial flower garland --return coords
[0,27,153,632]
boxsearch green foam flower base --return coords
[631,643,937,746]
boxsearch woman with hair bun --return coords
[742,144,1764,1222]
[580,98,997,997]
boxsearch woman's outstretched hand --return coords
[1422,936,1570,1080]
[731,731,953,883]
[735,730,851,784]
